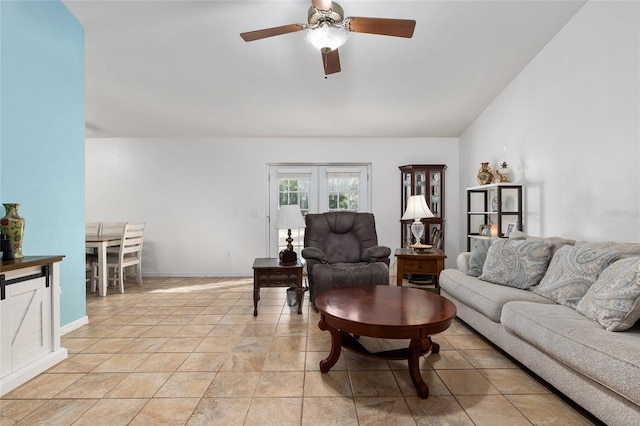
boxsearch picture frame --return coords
[505,223,516,237]
[479,224,491,236]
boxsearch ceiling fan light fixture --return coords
[241,0,415,75]
[305,23,350,50]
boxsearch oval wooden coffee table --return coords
[315,285,457,399]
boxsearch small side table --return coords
[252,258,304,316]
[395,248,447,292]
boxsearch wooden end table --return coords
[252,258,304,316]
[315,285,456,398]
[395,248,447,291]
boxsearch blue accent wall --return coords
[1,0,85,326]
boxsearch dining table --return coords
[85,233,122,296]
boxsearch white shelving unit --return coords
[466,183,523,250]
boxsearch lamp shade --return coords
[402,195,434,220]
[275,205,306,230]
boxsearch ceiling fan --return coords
[240,0,416,76]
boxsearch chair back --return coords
[304,212,380,264]
[85,222,101,236]
[101,222,126,236]
[119,223,145,265]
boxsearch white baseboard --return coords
[61,316,89,335]
[0,349,67,397]
[142,272,248,277]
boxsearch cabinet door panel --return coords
[8,277,50,371]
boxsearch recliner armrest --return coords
[362,246,391,262]
[302,247,328,263]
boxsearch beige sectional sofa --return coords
[440,236,640,426]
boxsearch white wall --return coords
[459,0,639,248]
[86,138,460,276]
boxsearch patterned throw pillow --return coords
[533,246,619,309]
[575,241,640,259]
[479,239,552,289]
[576,257,640,331]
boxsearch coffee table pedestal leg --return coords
[408,338,436,399]
[318,318,341,373]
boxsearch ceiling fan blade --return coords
[311,0,333,11]
[321,48,341,75]
[240,24,305,42]
[347,17,416,38]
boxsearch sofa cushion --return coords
[467,238,492,277]
[479,239,552,289]
[509,231,575,256]
[577,257,640,331]
[439,269,555,322]
[575,241,640,259]
[501,301,640,406]
[533,246,619,309]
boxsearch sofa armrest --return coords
[362,246,391,263]
[302,247,327,263]
[457,252,471,274]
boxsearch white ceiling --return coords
[62,0,586,139]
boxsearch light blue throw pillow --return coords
[576,257,640,331]
[479,239,552,289]
[467,238,492,277]
[533,246,619,309]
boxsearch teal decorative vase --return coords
[1,203,25,258]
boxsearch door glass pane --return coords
[277,176,310,253]
[326,172,359,212]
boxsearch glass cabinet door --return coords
[414,170,426,196]
[402,170,412,216]
[429,170,441,217]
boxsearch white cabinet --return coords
[0,256,66,396]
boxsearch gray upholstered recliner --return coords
[302,211,391,304]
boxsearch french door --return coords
[268,164,371,257]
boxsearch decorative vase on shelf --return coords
[477,162,494,185]
[1,203,25,258]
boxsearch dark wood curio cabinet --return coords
[399,164,446,249]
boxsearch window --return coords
[268,164,371,257]
[322,168,363,212]
[279,175,311,216]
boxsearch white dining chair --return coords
[85,222,101,289]
[85,222,102,236]
[100,222,127,256]
[100,222,126,236]
[103,223,145,293]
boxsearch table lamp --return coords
[275,205,306,264]
[402,195,434,247]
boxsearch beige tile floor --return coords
[1,277,600,425]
